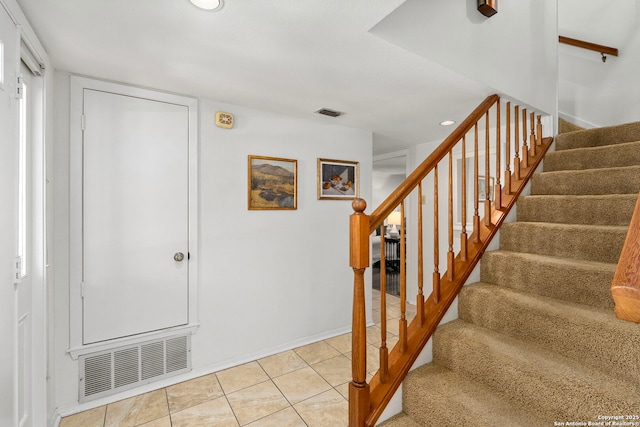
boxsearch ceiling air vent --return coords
[315,108,344,118]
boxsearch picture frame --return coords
[317,158,359,200]
[248,155,297,210]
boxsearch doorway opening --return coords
[371,151,408,297]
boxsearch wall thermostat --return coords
[215,112,234,129]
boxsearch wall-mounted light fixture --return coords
[477,0,497,17]
[189,0,224,11]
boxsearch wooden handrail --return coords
[611,193,640,323]
[559,35,619,57]
[369,95,499,230]
[349,95,554,427]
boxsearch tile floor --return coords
[60,290,416,427]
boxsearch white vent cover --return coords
[79,334,191,402]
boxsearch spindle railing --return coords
[349,94,553,427]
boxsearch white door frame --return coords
[68,76,199,358]
[0,0,49,424]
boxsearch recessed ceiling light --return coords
[189,0,224,11]
[439,120,456,126]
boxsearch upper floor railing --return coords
[349,94,554,426]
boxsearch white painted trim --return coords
[68,75,199,355]
[376,385,402,425]
[0,0,49,66]
[67,324,199,360]
[558,111,598,130]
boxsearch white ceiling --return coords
[15,0,492,154]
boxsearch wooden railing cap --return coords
[352,198,367,214]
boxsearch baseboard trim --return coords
[559,111,599,129]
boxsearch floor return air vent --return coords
[79,334,191,402]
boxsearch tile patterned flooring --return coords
[60,290,416,427]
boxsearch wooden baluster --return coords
[349,199,370,427]
[417,182,425,326]
[433,166,441,303]
[529,111,536,157]
[537,115,543,147]
[380,232,387,297]
[484,112,491,226]
[522,108,529,169]
[379,231,388,383]
[473,124,480,243]
[460,136,468,262]
[504,102,512,194]
[399,201,407,353]
[494,99,502,209]
[514,106,521,180]
[447,150,455,281]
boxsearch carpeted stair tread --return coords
[544,140,640,171]
[531,165,640,195]
[558,118,584,134]
[433,320,640,421]
[392,122,640,426]
[500,222,627,263]
[400,364,546,427]
[480,250,615,309]
[458,282,640,384]
[555,121,640,150]
[516,194,637,226]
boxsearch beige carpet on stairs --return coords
[558,117,584,134]
[380,121,640,427]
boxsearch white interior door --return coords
[82,89,190,344]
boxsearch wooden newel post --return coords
[611,193,640,323]
[349,198,370,427]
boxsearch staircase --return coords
[380,121,640,426]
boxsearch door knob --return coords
[174,252,185,262]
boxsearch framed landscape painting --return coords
[248,155,297,210]
[317,158,359,200]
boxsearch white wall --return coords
[53,71,373,413]
[370,0,558,118]
[558,0,640,127]
[53,72,72,416]
[372,173,405,209]
[193,97,372,367]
